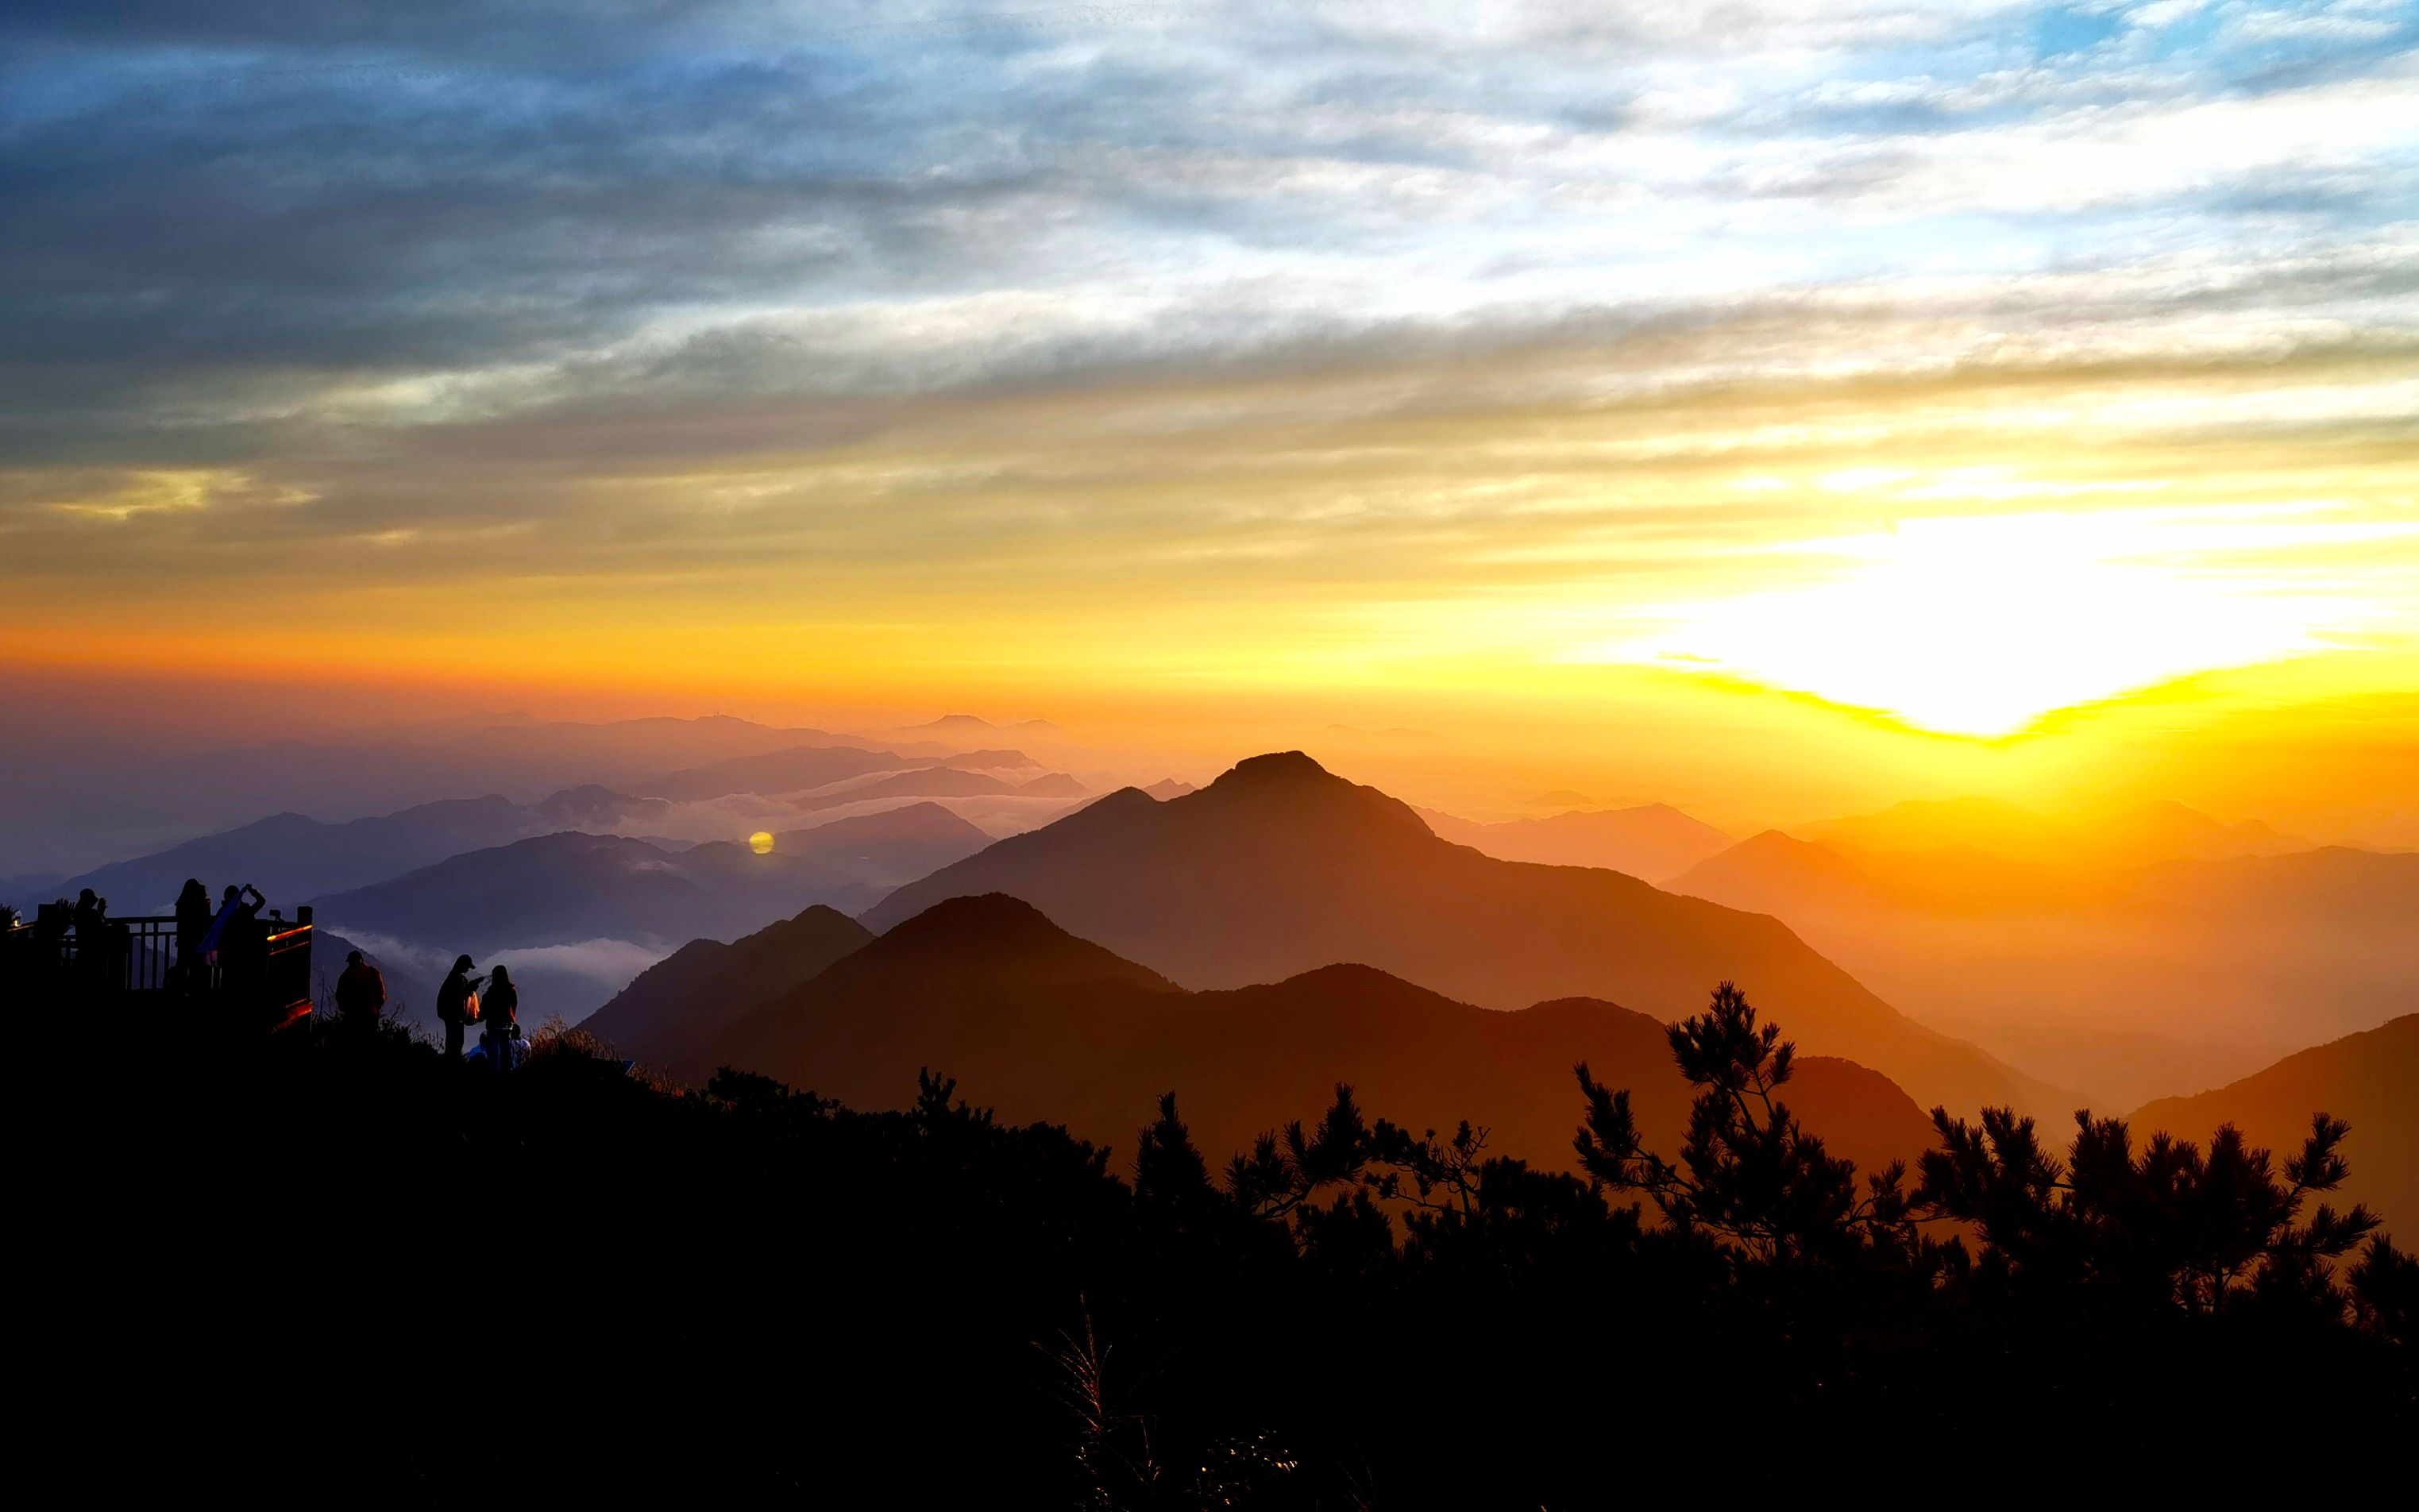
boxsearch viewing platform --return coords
[2,904,316,1032]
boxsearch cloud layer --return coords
[2,2,2413,726]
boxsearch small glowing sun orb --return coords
[748,831,775,855]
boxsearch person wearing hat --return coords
[436,954,486,1061]
[334,947,387,1037]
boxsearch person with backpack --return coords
[334,949,387,1037]
[436,955,484,1061]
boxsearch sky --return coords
[2,2,2414,831]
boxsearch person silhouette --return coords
[437,955,485,1061]
[334,948,386,1037]
[199,883,254,966]
[478,963,520,1074]
[212,883,268,998]
[173,879,212,993]
[69,889,121,991]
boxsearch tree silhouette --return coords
[1917,1105,2382,1317]
[2348,1234,2417,1347]
[1572,981,1916,1265]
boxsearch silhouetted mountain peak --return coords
[781,902,862,931]
[1250,960,1464,1007]
[785,800,990,844]
[1210,750,1330,789]
[1016,772,1089,797]
[881,891,1077,947]
[861,893,1179,992]
[1189,751,1432,839]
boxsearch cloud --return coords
[487,936,669,983]
[1,1,2413,694]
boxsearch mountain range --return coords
[1670,827,2417,1107]
[599,892,1945,1181]
[898,714,1065,739]
[862,752,2062,1118]
[312,829,856,951]
[762,803,996,890]
[2,712,932,881]
[634,742,1038,804]
[1797,796,2314,868]
[6,788,675,915]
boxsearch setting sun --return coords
[1602,507,2404,737]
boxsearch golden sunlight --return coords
[1599,509,2393,738]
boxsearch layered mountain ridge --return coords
[862,752,2060,1118]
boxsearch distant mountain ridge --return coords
[3,712,953,881]
[1670,828,2418,1107]
[1797,796,2312,867]
[660,893,1945,1179]
[1416,802,1733,881]
[313,831,870,957]
[862,752,2062,1117]
[10,789,673,914]
[765,803,994,890]
[900,714,1063,737]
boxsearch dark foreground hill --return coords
[2134,1016,2419,1242]
[48,996,2412,1505]
[624,893,1943,1180]
[864,753,2058,1117]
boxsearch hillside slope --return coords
[2132,1016,2418,1241]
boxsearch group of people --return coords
[33,877,275,995]
[333,947,525,1071]
[426,953,526,1072]
[33,872,530,1069]
[171,878,271,994]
